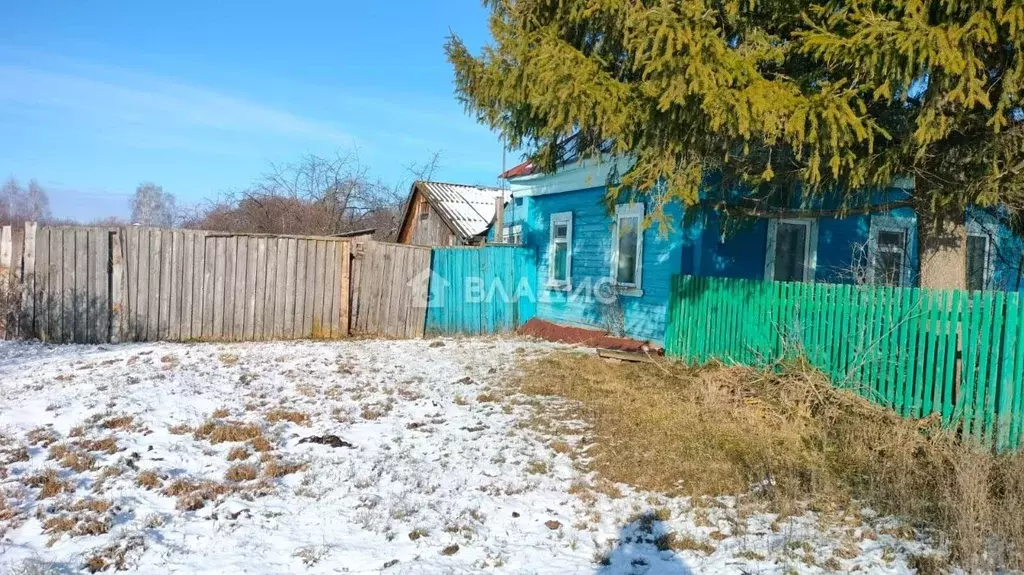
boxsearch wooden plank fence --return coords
[666,275,1024,451]
[2,223,362,343]
[1,224,469,343]
[349,241,431,339]
[118,229,352,342]
[425,245,537,336]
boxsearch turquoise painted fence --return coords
[666,275,1024,452]
[425,246,537,336]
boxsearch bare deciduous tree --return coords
[1,176,53,226]
[130,183,177,227]
[183,149,428,240]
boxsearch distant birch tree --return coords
[130,183,177,227]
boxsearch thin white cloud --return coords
[0,61,354,147]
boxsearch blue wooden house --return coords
[497,157,1024,346]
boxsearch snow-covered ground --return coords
[0,338,942,574]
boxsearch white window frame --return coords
[502,224,523,245]
[868,216,914,287]
[610,203,644,296]
[966,220,998,291]
[765,218,818,282]
[548,212,573,290]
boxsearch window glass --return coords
[874,230,905,286]
[554,224,568,239]
[553,243,568,282]
[773,222,808,282]
[966,235,989,291]
[616,216,639,284]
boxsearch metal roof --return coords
[417,181,506,239]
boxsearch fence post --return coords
[0,225,10,339]
[338,240,351,337]
[110,229,124,343]
[19,222,36,338]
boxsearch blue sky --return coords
[0,1,504,221]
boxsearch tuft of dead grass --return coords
[101,415,134,430]
[193,420,263,444]
[23,468,74,499]
[210,408,230,419]
[218,353,240,366]
[227,446,250,461]
[27,427,59,447]
[162,478,231,511]
[263,458,306,478]
[73,436,119,455]
[69,498,113,514]
[516,352,1024,572]
[168,423,192,435]
[225,463,259,482]
[249,436,274,453]
[265,409,309,426]
[136,470,161,489]
[59,451,96,473]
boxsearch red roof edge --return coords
[499,160,535,180]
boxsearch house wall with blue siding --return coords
[486,196,532,243]
[681,192,919,285]
[525,186,683,344]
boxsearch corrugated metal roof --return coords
[418,181,506,239]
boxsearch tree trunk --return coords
[918,216,967,290]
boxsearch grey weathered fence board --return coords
[325,242,338,337]
[203,236,217,339]
[21,223,37,338]
[179,232,193,340]
[111,230,123,343]
[348,241,430,339]
[12,224,366,343]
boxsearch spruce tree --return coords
[446,0,1024,223]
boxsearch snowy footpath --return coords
[0,338,942,574]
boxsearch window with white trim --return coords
[868,216,914,286]
[502,224,523,245]
[765,219,817,282]
[611,203,644,292]
[548,212,572,289]
[962,225,995,290]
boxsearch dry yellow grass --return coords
[60,451,96,472]
[227,446,250,461]
[263,458,306,478]
[162,478,231,511]
[211,408,231,419]
[249,436,274,453]
[69,498,113,514]
[43,515,78,535]
[225,463,259,482]
[193,420,263,444]
[74,436,119,455]
[23,468,74,499]
[101,415,134,430]
[168,423,192,435]
[136,470,161,489]
[476,391,501,403]
[265,409,309,426]
[47,443,71,461]
[516,352,1024,571]
[27,426,59,447]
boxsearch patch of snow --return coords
[0,338,944,573]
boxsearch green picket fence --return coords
[665,275,1024,452]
